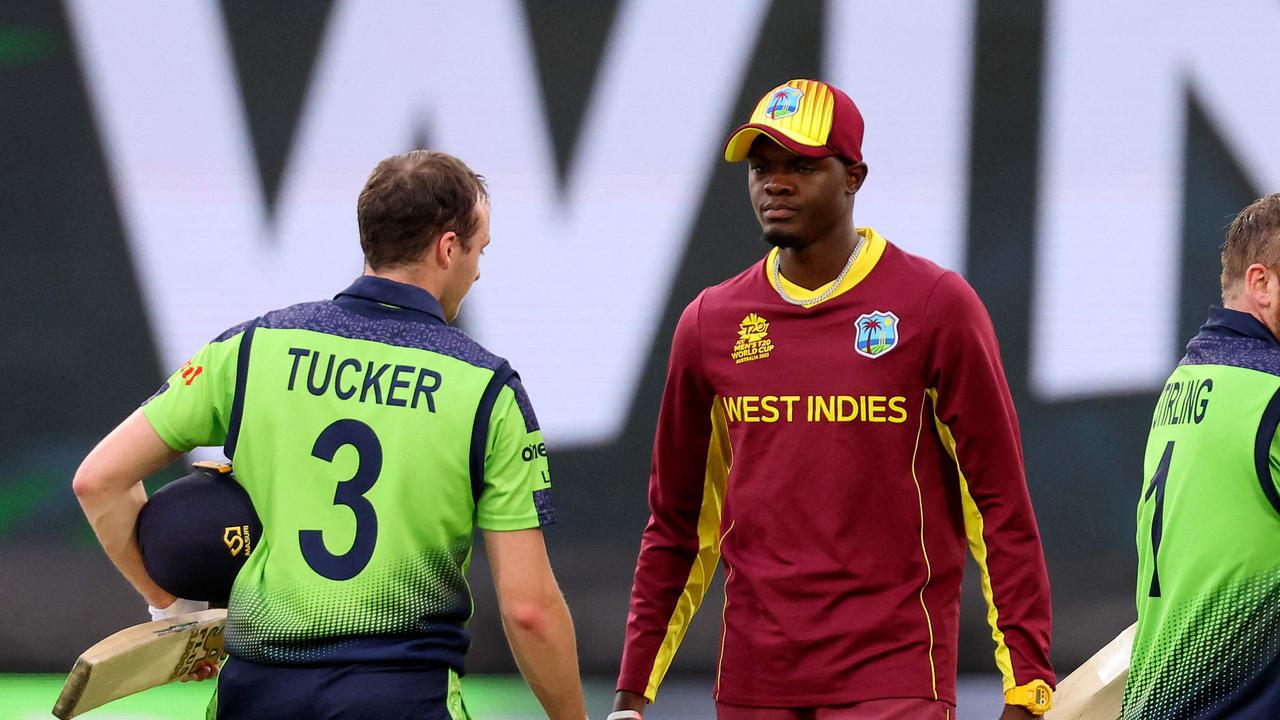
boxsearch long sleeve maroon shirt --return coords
[617,229,1053,707]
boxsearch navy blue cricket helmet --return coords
[136,461,262,605]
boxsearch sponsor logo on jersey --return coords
[521,442,548,462]
[223,525,251,557]
[766,86,803,120]
[732,313,774,364]
[180,360,204,385]
[854,311,900,358]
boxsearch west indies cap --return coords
[723,79,864,164]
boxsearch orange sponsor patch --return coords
[180,361,204,385]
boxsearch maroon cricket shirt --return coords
[617,228,1054,707]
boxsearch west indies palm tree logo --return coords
[854,311,900,359]
[764,86,803,120]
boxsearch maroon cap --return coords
[724,79,864,164]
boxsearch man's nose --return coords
[764,173,794,195]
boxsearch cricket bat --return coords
[1044,622,1137,720]
[52,608,227,719]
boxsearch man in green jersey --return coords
[72,151,587,720]
[1122,193,1280,719]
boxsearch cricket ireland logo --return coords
[854,311,900,359]
[765,86,803,120]
[732,312,774,364]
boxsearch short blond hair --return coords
[1221,193,1280,302]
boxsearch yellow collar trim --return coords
[766,227,887,306]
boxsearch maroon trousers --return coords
[715,697,955,720]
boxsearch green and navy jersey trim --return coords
[1257,389,1280,516]
[334,274,448,326]
[254,278,506,379]
[468,365,554,524]
[1180,306,1280,375]
[223,318,258,459]
[213,317,259,343]
[1181,306,1280,518]
[471,362,515,502]
[258,279,494,366]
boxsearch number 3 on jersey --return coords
[300,419,382,581]
[1144,440,1175,598]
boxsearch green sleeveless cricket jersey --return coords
[1122,307,1280,720]
[142,276,555,671]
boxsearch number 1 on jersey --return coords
[1144,440,1175,598]
[300,419,382,581]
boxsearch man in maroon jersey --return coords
[609,79,1055,720]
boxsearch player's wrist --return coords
[143,589,177,610]
[1004,679,1053,715]
[611,689,647,717]
[147,597,209,622]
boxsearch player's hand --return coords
[148,597,209,621]
[998,704,1037,720]
[179,658,220,683]
[609,690,646,718]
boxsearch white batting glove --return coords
[148,597,209,621]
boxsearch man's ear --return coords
[434,231,459,269]
[847,162,868,195]
[1243,263,1266,302]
